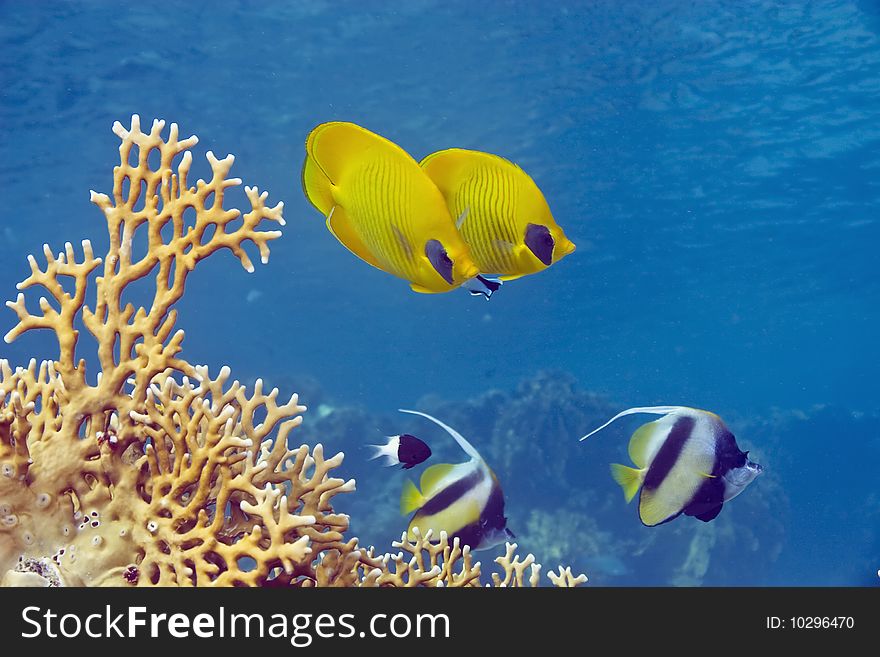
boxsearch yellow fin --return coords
[628,419,668,469]
[400,479,425,515]
[420,148,513,189]
[306,121,397,185]
[699,472,717,479]
[638,488,683,527]
[419,148,472,192]
[610,463,644,503]
[301,154,334,216]
[410,282,444,294]
[419,463,455,498]
[325,205,383,270]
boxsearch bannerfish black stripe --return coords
[643,415,695,491]
[714,428,746,470]
[682,473,726,519]
[418,468,485,516]
[447,483,506,549]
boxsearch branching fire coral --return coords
[0,116,586,587]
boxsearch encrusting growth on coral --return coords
[0,116,586,587]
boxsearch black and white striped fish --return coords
[580,406,763,526]
[398,409,514,550]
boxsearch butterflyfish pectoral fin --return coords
[400,479,426,515]
[390,224,414,260]
[325,205,384,270]
[610,463,644,503]
[580,406,688,442]
[699,472,717,479]
[456,206,469,230]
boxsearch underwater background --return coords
[0,1,877,585]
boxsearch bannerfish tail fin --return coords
[400,479,426,515]
[399,408,482,462]
[462,274,503,300]
[610,463,644,503]
[579,406,688,442]
[301,153,335,215]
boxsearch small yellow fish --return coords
[420,148,576,281]
[302,122,479,293]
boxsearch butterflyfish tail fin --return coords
[301,153,335,216]
[579,406,687,441]
[400,479,426,515]
[610,463,644,503]
[399,408,482,462]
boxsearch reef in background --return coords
[0,116,585,587]
[295,370,880,586]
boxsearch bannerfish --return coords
[368,433,432,470]
[302,122,480,294]
[420,148,576,282]
[579,406,763,526]
[398,409,514,550]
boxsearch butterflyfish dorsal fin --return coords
[418,148,472,193]
[420,148,514,182]
[419,463,456,498]
[324,205,384,270]
[399,409,482,462]
[579,406,688,442]
[306,121,399,185]
[400,479,425,516]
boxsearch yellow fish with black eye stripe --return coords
[420,148,576,286]
[302,122,479,293]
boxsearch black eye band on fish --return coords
[425,239,455,284]
[524,223,554,266]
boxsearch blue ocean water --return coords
[0,1,877,585]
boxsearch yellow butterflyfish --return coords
[302,122,479,294]
[420,148,576,284]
